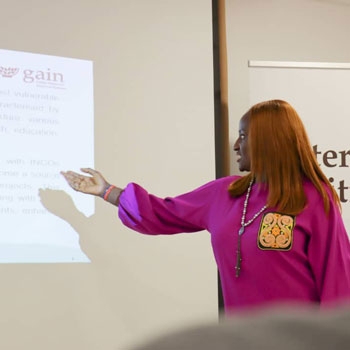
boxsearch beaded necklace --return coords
[235,179,267,277]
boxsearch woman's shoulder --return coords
[302,178,339,214]
[303,178,333,198]
[173,175,241,199]
[203,175,241,189]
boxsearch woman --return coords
[61,99,350,313]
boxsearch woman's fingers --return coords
[60,169,107,196]
[60,171,84,189]
[80,168,100,177]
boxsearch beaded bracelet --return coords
[102,184,116,200]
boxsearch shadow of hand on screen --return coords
[39,189,86,227]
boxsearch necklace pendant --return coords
[235,255,241,277]
[238,226,245,235]
[235,235,242,277]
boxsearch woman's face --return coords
[233,112,251,172]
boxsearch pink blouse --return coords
[118,176,350,312]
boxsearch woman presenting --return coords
[62,99,350,313]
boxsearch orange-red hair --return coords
[228,100,340,215]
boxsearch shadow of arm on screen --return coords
[38,189,89,227]
[38,188,96,258]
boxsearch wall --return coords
[0,1,217,349]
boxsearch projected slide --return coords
[0,49,94,263]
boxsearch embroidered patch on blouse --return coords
[257,212,295,251]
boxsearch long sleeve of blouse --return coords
[118,179,231,235]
